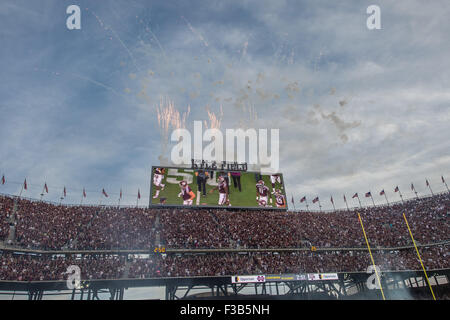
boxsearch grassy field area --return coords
[150,168,285,208]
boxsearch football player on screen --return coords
[209,175,231,206]
[270,174,283,194]
[256,180,271,207]
[152,167,166,199]
[274,189,286,208]
[178,180,195,205]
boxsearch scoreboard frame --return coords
[149,165,287,211]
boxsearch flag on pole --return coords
[411,183,415,191]
[102,189,108,197]
[138,189,141,200]
[63,186,66,198]
[352,193,358,199]
[24,179,27,190]
[443,176,446,183]
[120,188,123,200]
[300,196,306,203]
[44,183,48,193]
[312,196,319,203]
[1,175,5,185]
[395,186,399,192]
[365,192,371,197]
[330,195,336,211]
[426,179,429,187]
[343,194,346,202]
[83,188,86,198]
[291,195,294,205]
[380,189,385,196]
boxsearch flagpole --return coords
[412,184,418,199]
[59,188,64,205]
[40,184,45,201]
[370,194,376,207]
[344,195,349,212]
[384,193,389,206]
[426,179,434,196]
[81,188,86,206]
[357,195,362,208]
[318,198,322,212]
[399,189,404,203]
[305,198,309,211]
[291,194,296,211]
[18,180,25,198]
[331,196,336,212]
[443,176,450,193]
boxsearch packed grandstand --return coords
[0,191,448,284]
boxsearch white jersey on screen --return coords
[153,174,164,187]
[270,174,281,185]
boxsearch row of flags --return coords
[0,175,141,204]
[291,176,449,211]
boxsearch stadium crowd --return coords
[73,207,156,250]
[0,195,14,241]
[0,245,447,281]
[162,193,450,249]
[127,246,448,278]
[0,253,125,281]
[159,209,232,249]
[0,192,448,282]
[0,193,448,251]
[14,199,98,250]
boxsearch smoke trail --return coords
[181,16,209,47]
[34,67,128,100]
[143,25,167,61]
[240,41,248,61]
[88,8,141,73]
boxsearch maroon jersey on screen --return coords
[256,185,269,197]
[275,194,286,206]
[218,180,227,194]
[181,186,193,200]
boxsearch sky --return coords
[0,0,449,210]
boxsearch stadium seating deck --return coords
[0,193,449,281]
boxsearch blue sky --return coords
[0,0,449,209]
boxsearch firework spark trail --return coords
[156,97,191,163]
[88,8,141,73]
[171,105,191,130]
[156,97,173,141]
[181,16,209,47]
[204,105,223,129]
[239,102,258,129]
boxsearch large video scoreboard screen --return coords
[150,166,287,210]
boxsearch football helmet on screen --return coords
[179,180,187,188]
